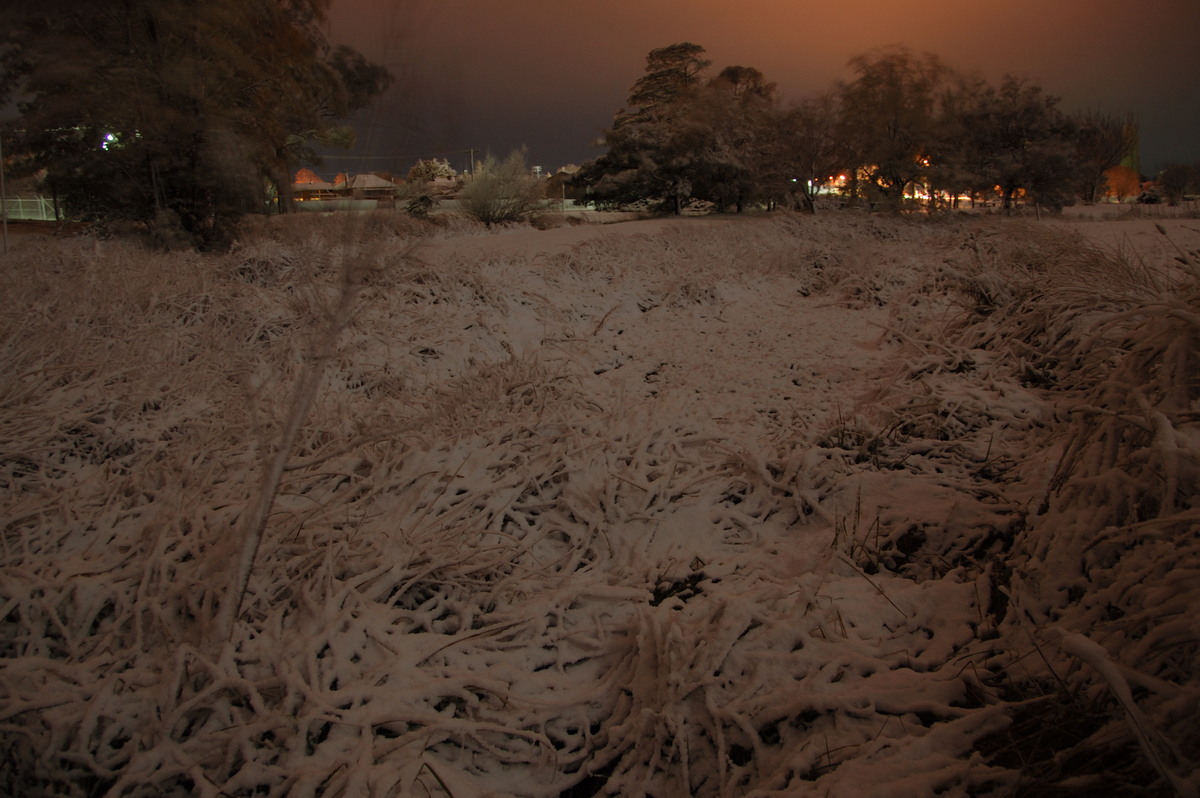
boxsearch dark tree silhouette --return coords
[773,93,850,213]
[688,66,780,212]
[1157,162,1200,205]
[0,0,390,247]
[1074,111,1138,204]
[579,44,784,214]
[957,75,1083,214]
[578,43,712,214]
[578,43,1130,217]
[838,47,951,210]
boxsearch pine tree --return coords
[580,44,781,215]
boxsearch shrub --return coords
[407,157,456,183]
[405,190,435,219]
[457,150,547,225]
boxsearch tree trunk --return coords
[275,161,295,214]
[845,172,860,208]
[799,189,816,215]
[1002,186,1016,215]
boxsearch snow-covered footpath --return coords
[2,211,1198,796]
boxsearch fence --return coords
[1,196,57,221]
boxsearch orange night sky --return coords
[326,0,1200,176]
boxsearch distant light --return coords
[102,133,117,151]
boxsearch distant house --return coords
[545,169,587,202]
[292,178,337,202]
[333,173,401,200]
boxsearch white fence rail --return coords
[1,197,57,221]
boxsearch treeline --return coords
[578,43,1141,215]
[0,1,391,248]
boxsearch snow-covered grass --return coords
[955,223,1200,796]
[1,211,1197,797]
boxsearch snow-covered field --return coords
[2,210,1198,796]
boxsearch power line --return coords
[311,148,479,177]
[316,148,476,165]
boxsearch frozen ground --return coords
[1,210,1198,796]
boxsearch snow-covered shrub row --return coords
[988,234,1199,794]
[856,220,1200,794]
[2,214,1196,796]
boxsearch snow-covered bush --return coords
[407,157,457,183]
[457,150,548,226]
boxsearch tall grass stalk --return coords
[212,251,366,644]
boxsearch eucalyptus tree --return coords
[1157,162,1200,206]
[687,65,780,212]
[773,92,850,213]
[1074,111,1138,204]
[0,0,390,247]
[958,75,1083,213]
[837,47,952,210]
